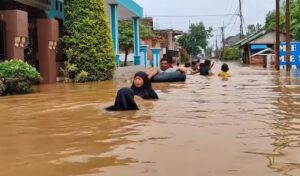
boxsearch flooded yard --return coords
[0,61,300,176]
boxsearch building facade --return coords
[0,0,64,83]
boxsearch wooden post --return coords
[275,0,280,70]
[285,0,291,71]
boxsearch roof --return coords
[233,30,267,47]
[106,0,143,20]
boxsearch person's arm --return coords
[146,68,159,79]
[176,67,187,74]
[210,62,215,69]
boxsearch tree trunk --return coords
[124,49,128,66]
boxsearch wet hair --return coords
[184,62,191,67]
[160,58,168,63]
[199,63,209,75]
[131,71,159,99]
[204,59,211,66]
[221,64,229,72]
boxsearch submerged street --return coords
[0,61,300,176]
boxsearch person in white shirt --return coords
[147,58,186,79]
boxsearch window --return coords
[60,2,63,12]
[55,0,59,11]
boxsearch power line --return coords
[151,14,238,18]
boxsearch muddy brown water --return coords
[0,61,300,176]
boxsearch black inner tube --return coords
[151,71,186,82]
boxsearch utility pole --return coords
[239,0,243,39]
[221,26,225,60]
[275,0,280,70]
[221,26,225,50]
[285,0,291,71]
[215,36,219,59]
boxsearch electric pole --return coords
[239,0,243,39]
[275,0,280,70]
[286,0,291,71]
[221,26,225,60]
[221,26,225,50]
[216,36,219,59]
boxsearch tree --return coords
[265,0,300,41]
[63,0,115,82]
[178,22,212,57]
[247,24,263,35]
[119,20,154,66]
[221,47,241,61]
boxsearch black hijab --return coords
[131,71,159,99]
[105,88,139,111]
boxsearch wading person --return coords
[147,58,186,79]
[106,71,158,111]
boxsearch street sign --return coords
[280,42,300,67]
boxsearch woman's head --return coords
[131,71,158,99]
[221,64,229,72]
[133,71,150,89]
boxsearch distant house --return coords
[224,35,240,47]
[234,30,286,66]
[140,17,183,64]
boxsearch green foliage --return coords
[75,70,89,82]
[0,60,42,95]
[247,24,263,36]
[63,0,115,82]
[221,47,241,61]
[178,22,212,57]
[205,47,213,58]
[265,0,300,40]
[60,61,77,82]
[119,20,155,66]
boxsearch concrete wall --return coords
[250,32,286,44]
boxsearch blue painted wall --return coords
[48,0,64,20]
[280,42,300,67]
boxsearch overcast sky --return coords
[134,0,276,46]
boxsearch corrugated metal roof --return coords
[233,30,267,47]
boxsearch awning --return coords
[106,0,143,20]
[250,44,268,50]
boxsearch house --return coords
[234,30,286,66]
[0,0,64,83]
[0,0,144,83]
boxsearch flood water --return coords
[0,61,300,176]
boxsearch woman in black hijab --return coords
[131,71,159,100]
[105,71,158,111]
[105,87,139,111]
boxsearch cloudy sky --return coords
[134,0,276,45]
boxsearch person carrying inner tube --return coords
[106,71,158,111]
[147,58,186,79]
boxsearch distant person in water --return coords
[199,59,214,76]
[218,64,231,78]
[106,71,158,111]
[147,58,186,79]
